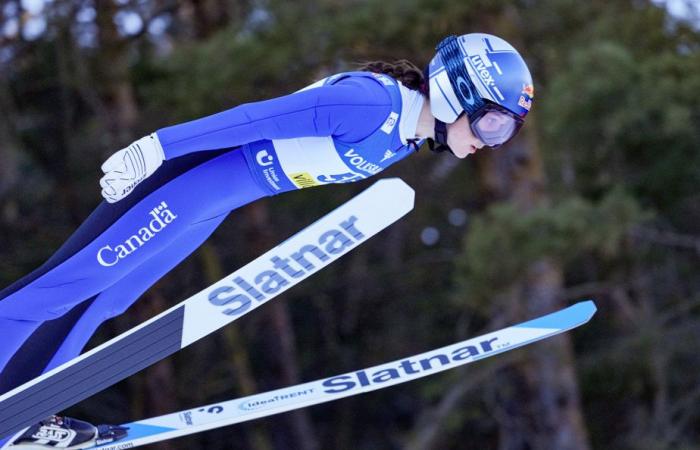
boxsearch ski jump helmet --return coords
[427,33,534,150]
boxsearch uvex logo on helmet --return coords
[469,54,496,88]
[97,201,178,267]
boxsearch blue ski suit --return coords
[0,72,425,396]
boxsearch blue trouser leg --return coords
[43,213,228,373]
[0,151,256,323]
[0,320,37,373]
[0,149,266,396]
[0,216,230,449]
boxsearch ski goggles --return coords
[467,101,524,148]
[436,36,523,148]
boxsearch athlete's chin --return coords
[453,146,477,159]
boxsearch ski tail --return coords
[0,178,415,441]
[87,301,597,450]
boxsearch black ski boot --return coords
[5,415,128,449]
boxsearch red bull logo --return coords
[518,96,532,111]
[519,84,534,111]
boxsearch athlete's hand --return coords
[100,134,165,203]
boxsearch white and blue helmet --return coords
[428,33,534,148]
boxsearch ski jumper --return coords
[0,72,424,396]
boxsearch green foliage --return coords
[455,188,649,304]
[539,16,700,216]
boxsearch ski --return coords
[0,178,416,441]
[81,301,597,449]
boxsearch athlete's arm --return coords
[156,77,393,159]
[99,76,392,202]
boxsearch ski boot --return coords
[4,415,128,449]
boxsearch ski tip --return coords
[516,300,597,331]
[573,300,598,321]
[372,178,415,207]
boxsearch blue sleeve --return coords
[156,77,393,160]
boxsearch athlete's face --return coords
[446,114,485,158]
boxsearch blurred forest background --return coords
[1,0,700,449]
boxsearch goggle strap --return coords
[434,119,448,145]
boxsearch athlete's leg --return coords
[0,213,227,394]
[0,151,211,374]
[0,151,225,375]
[0,150,229,303]
[0,149,266,383]
[45,214,232,372]
[0,300,97,394]
[0,151,257,322]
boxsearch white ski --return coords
[86,301,597,449]
[0,178,415,441]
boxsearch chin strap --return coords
[407,139,421,152]
[427,119,453,154]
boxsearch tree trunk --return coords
[476,122,590,450]
[95,0,139,140]
[494,260,589,450]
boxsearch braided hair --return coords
[355,59,428,94]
